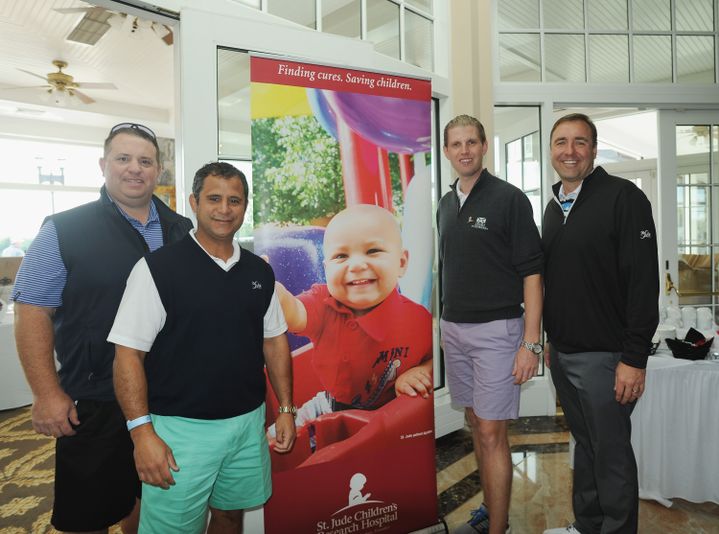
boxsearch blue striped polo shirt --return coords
[12,199,163,307]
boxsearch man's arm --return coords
[263,333,295,453]
[614,185,659,403]
[113,346,178,489]
[512,273,543,384]
[14,302,79,437]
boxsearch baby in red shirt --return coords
[274,204,433,426]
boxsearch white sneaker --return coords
[543,526,581,534]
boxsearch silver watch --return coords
[520,340,543,355]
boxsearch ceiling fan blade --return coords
[0,85,50,91]
[53,8,92,14]
[77,82,117,90]
[72,89,95,104]
[162,30,173,46]
[17,69,48,82]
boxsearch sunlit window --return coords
[505,132,542,229]
[0,138,103,252]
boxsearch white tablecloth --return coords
[0,290,33,410]
[631,355,719,506]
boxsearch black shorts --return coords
[52,399,141,532]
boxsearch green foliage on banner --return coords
[252,116,344,225]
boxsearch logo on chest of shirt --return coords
[640,229,652,240]
[251,281,262,289]
[373,346,410,369]
[467,215,488,230]
[349,347,409,407]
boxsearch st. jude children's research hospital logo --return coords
[315,473,399,534]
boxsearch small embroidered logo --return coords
[640,230,652,240]
[469,216,488,230]
[252,281,262,289]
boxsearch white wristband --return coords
[126,415,152,431]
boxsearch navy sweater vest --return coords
[52,187,192,400]
[144,235,275,419]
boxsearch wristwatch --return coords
[520,340,543,356]
[278,405,297,417]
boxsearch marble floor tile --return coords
[436,420,719,533]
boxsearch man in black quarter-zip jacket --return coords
[542,113,659,534]
[438,115,543,534]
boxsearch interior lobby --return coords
[0,1,718,532]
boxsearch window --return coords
[0,138,103,251]
[240,0,436,71]
[494,105,545,376]
[495,106,543,229]
[497,0,718,83]
[676,124,719,321]
[506,132,542,228]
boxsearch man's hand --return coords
[31,389,79,437]
[394,364,433,398]
[614,361,646,404]
[512,346,540,384]
[273,413,296,453]
[131,425,179,489]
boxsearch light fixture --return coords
[105,13,172,44]
[52,89,69,107]
[37,161,65,185]
[135,18,153,30]
[41,87,80,107]
[107,13,129,31]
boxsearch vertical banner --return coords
[251,55,436,534]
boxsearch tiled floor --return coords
[435,416,719,533]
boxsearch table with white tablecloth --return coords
[631,355,719,506]
[0,287,33,410]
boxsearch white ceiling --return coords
[0,0,175,138]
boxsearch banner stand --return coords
[251,54,437,534]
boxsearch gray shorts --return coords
[440,318,523,420]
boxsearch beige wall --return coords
[448,0,494,173]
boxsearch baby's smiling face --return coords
[323,205,408,316]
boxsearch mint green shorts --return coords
[139,403,271,534]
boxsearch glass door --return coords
[658,111,719,324]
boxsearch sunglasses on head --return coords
[109,122,157,140]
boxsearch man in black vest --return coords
[109,162,295,534]
[12,123,192,534]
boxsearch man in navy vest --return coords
[13,123,192,534]
[109,162,295,534]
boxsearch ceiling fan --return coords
[14,60,117,105]
[53,6,174,46]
